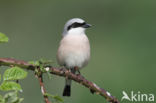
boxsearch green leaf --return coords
[12,98,24,103]
[44,93,63,102]
[0,81,22,91]
[0,32,9,43]
[44,93,53,97]
[28,61,40,66]
[4,92,16,103]
[29,59,53,67]
[53,95,63,102]
[11,96,24,103]
[13,98,24,103]
[4,91,24,103]
[3,67,27,81]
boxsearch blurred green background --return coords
[0,0,156,103]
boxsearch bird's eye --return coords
[72,23,79,28]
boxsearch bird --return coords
[57,18,91,96]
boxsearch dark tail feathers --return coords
[63,85,71,96]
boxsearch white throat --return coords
[63,28,85,36]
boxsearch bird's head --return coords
[62,18,91,36]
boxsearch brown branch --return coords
[37,73,51,103]
[0,58,120,103]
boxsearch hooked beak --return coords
[83,23,92,28]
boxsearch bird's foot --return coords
[74,66,81,75]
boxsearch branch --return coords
[0,58,120,103]
[37,72,51,103]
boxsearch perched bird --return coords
[57,18,91,96]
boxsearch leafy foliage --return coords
[0,66,27,103]
[0,81,22,91]
[29,59,53,78]
[0,91,23,103]
[0,34,63,103]
[29,59,53,70]
[28,61,40,66]
[0,32,9,43]
[3,67,27,81]
[29,59,64,103]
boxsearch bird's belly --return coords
[57,35,90,68]
[64,49,89,68]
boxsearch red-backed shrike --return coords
[57,18,91,96]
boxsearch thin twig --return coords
[37,73,51,103]
[0,58,120,103]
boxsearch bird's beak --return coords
[83,23,92,28]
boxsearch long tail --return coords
[63,68,76,96]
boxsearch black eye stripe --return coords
[73,22,86,27]
[67,22,86,30]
